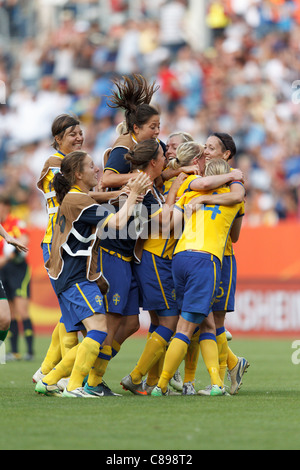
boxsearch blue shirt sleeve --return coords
[104,147,131,174]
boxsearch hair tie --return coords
[55,123,77,136]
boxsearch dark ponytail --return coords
[53,151,88,204]
[125,139,160,171]
[108,74,159,133]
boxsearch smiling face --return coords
[133,115,160,142]
[56,125,84,155]
[165,134,184,162]
[204,135,229,164]
[77,154,99,191]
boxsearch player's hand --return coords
[230,169,244,183]
[127,173,152,197]
[5,235,28,253]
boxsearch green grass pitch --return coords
[0,335,300,450]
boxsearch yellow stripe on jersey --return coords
[75,283,95,313]
[42,152,64,244]
[151,254,169,309]
[99,248,109,313]
[224,255,233,310]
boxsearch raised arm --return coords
[107,173,151,231]
[189,169,244,192]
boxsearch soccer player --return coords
[192,133,249,395]
[33,113,123,384]
[0,223,28,349]
[102,74,164,191]
[151,158,245,397]
[34,114,84,383]
[85,139,175,397]
[122,141,203,395]
[35,151,150,397]
[0,197,33,360]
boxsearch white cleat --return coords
[229,357,250,395]
[62,387,98,398]
[57,377,70,391]
[32,368,45,384]
[169,368,183,392]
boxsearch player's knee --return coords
[0,317,10,331]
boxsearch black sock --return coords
[9,319,19,354]
[22,319,34,356]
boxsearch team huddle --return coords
[32,74,249,398]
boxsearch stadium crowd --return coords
[0,0,300,227]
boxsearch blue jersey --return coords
[100,186,163,259]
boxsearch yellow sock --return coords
[216,328,229,385]
[41,322,61,374]
[68,336,103,391]
[88,345,112,387]
[227,346,238,370]
[130,331,169,384]
[199,334,223,387]
[43,344,80,385]
[146,348,166,387]
[158,335,189,393]
[61,330,78,358]
[112,339,121,358]
[184,328,200,384]
[58,323,77,358]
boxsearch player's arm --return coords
[230,214,244,243]
[189,169,244,192]
[90,188,124,203]
[0,225,28,253]
[161,164,200,182]
[107,173,151,230]
[190,182,245,209]
[101,169,140,189]
[152,172,188,228]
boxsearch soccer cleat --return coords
[84,381,122,397]
[120,375,147,395]
[35,380,62,397]
[32,367,45,384]
[182,381,196,396]
[210,384,226,396]
[198,385,230,396]
[169,368,183,392]
[229,357,250,395]
[6,352,21,361]
[142,381,156,395]
[62,387,98,398]
[151,386,170,397]
[57,377,70,391]
[197,385,213,396]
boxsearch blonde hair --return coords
[168,141,204,170]
[205,159,231,187]
[168,131,193,143]
[116,120,128,135]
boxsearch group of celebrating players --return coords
[29,74,249,398]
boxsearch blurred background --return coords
[0,0,299,343]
